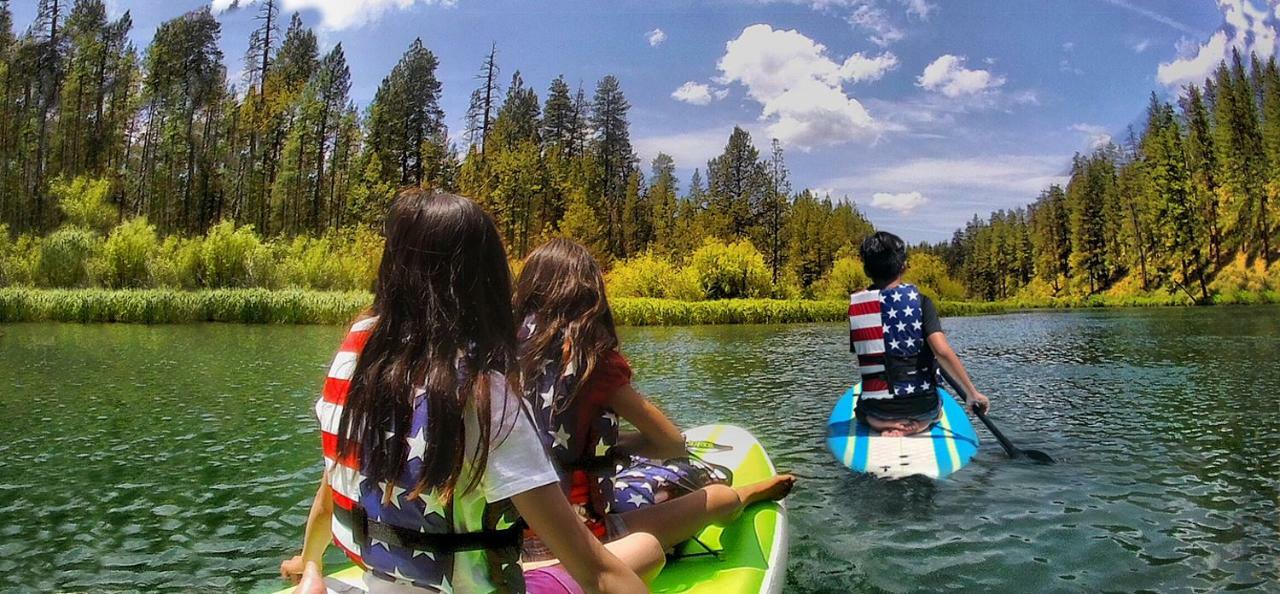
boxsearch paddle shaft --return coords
[937,367,1021,459]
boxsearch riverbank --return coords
[0,288,1022,325]
[1,288,1273,326]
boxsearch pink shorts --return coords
[524,565,584,594]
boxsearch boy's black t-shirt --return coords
[919,295,942,338]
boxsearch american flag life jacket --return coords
[316,317,525,592]
[518,316,619,542]
[849,283,938,407]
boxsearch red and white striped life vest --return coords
[849,284,937,403]
[315,317,376,563]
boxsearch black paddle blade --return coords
[1021,449,1056,465]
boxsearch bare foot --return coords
[868,418,929,437]
[736,474,797,507]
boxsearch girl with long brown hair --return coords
[279,191,663,594]
[514,238,796,561]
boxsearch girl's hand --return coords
[293,561,327,594]
[968,391,990,414]
[280,554,307,584]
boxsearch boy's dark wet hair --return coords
[860,231,907,286]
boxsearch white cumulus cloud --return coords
[646,28,667,47]
[898,0,934,19]
[211,0,457,31]
[748,0,925,46]
[634,126,765,168]
[848,4,904,47]
[917,54,1006,98]
[1072,123,1113,149]
[1157,0,1279,87]
[841,51,900,83]
[671,81,728,106]
[821,155,1068,204]
[871,191,928,213]
[716,24,894,148]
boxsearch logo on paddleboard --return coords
[686,440,732,453]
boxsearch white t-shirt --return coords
[470,371,561,503]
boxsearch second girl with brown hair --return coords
[514,238,796,561]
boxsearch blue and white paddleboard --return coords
[826,385,979,479]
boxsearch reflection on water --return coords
[0,307,1277,592]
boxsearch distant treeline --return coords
[2,0,883,299]
[924,49,1280,304]
[6,1,1278,305]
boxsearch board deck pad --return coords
[826,385,979,480]
[267,424,787,594]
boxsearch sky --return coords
[13,0,1280,242]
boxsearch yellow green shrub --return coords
[51,175,115,234]
[200,221,275,288]
[37,228,100,288]
[904,252,966,301]
[687,238,772,299]
[95,217,160,289]
[812,255,868,301]
[607,252,681,299]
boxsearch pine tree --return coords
[1182,84,1223,266]
[620,168,649,256]
[761,138,791,283]
[465,43,499,154]
[366,38,445,187]
[1067,152,1114,293]
[29,0,67,229]
[1258,56,1280,266]
[1030,185,1071,293]
[542,75,575,154]
[1213,52,1267,259]
[706,126,765,240]
[490,70,540,150]
[1144,99,1203,298]
[569,84,591,159]
[135,7,224,233]
[648,153,678,253]
[295,43,350,233]
[591,75,633,256]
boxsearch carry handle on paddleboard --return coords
[937,367,1055,464]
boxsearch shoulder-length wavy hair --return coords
[337,189,517,500]
[513,238,619,411]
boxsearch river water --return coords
[0,307,1277,593]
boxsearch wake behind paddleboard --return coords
[267,424,787,594]
[826,385,979,480]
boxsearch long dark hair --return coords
[513,238,619,411]
[337,190,517,500]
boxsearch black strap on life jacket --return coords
[352,507,525,554]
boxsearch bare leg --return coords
[604,533,666,581]
[618,476,795,549]
[865,416,930,437]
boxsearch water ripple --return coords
[0,309,1276,592]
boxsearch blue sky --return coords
[13,0,1280,241]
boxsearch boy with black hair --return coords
[848,231,989,436]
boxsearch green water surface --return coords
[0,306,1277,592]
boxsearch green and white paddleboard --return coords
[269,424,787,594]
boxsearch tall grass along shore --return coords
[5,288,1267,326]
